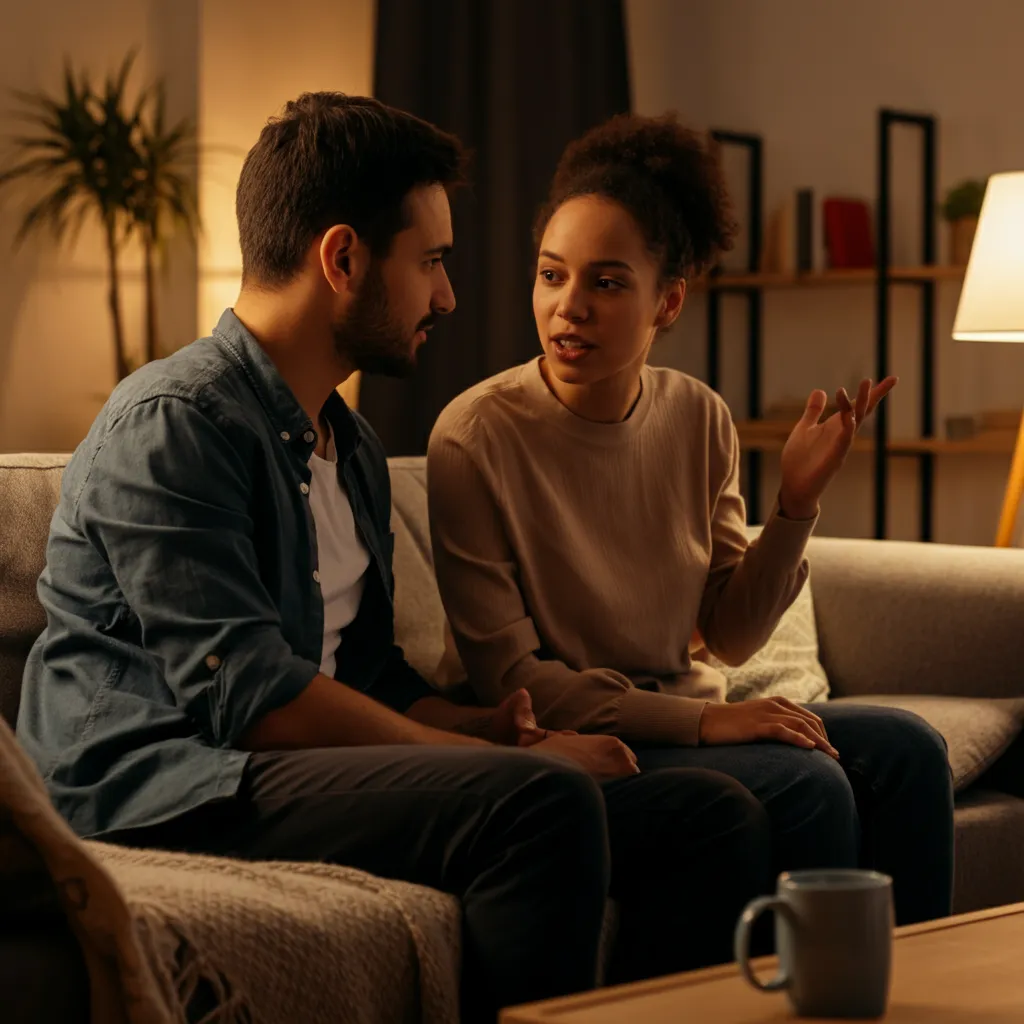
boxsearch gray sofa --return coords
[3,452,1024,1020]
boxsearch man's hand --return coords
[699,697,839,759]
[533,733,640,780]
[449,688,547,746]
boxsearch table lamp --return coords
[952,171,1024,547]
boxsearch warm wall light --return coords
[953,172,1024,546]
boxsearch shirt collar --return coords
[212,308,361,462]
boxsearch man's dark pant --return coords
[635,703,956,926]
[106,745,772,1021]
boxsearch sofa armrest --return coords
[806,537,1024,700]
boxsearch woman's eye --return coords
[539,269,559,283]
[597,277,624,290]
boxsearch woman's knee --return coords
[663,768,772,879]
[890,709,949,769]
[771,751,859,865]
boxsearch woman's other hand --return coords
[699,697,840,759]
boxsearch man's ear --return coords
[320,224,365,295]
[654,278,686,331]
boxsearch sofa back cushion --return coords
[0,454,69,726]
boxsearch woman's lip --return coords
[551,335,594,347]
[551,338,595,362]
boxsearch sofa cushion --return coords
[831,694,1024,792]
[389,457,447,681]
[0,454,68,726]
[708,569,830,705]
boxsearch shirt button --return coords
[205,654,221,671]
[280,430,290,442]
[299,482,310,495]
[303,430,315,443]
[313,570,321,583]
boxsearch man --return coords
[18,94,768,1020]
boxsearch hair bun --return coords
[538,113,736,279]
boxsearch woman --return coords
[427,113,954,953]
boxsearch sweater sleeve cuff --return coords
[756,499,817,568]
[617,688,708,747]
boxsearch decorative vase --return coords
[950,215,978,266]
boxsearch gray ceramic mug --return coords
[734,869,894,1019]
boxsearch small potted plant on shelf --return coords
[941,179,987,266]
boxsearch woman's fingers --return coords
[772,697,831,741]
[765,705,839,759]
[855,378,871,424]
[758,720,817,750]
[866,375,899,416]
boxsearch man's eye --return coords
[427,257,443,268]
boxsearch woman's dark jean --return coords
[635,702,955,926]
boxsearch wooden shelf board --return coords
[735,421,1017,455]
[693,265,965,291]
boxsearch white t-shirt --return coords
[308,427,371,678]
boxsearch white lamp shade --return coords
[953,172,1024,343]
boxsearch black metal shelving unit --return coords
[706,108,942,540]
[707,129,764,520]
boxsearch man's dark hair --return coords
[237,93,468,287]
[535,113,736,281]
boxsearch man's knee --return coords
[494,750,607,836]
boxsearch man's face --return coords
[333,184,456,377]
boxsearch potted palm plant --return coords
[0,53,199,381]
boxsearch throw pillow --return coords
[705,572,830,705]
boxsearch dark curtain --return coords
[360,0,631,454]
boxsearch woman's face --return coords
[533,195,683,389]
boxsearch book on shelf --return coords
[761,187,820,273]
[822,197,875,268]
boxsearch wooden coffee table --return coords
[502,903,1024,1023]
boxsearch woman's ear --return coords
[654,278,686,331]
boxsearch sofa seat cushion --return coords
[831,694,1024,792]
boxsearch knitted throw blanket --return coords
[0,717,461,1024]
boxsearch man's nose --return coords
[434,265,456,315]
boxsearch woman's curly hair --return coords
[535,113,737,281]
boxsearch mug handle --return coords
[734,895,798,992]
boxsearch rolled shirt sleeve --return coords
[74,395,319,747]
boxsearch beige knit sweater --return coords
[427,357,816,747]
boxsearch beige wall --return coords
[0,0,373,452]
[626,0,1024,544]
[197,0,375,408]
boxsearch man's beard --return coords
[332,262,430,378]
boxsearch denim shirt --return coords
[16,309,431,838]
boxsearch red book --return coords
[823,198,875,268]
